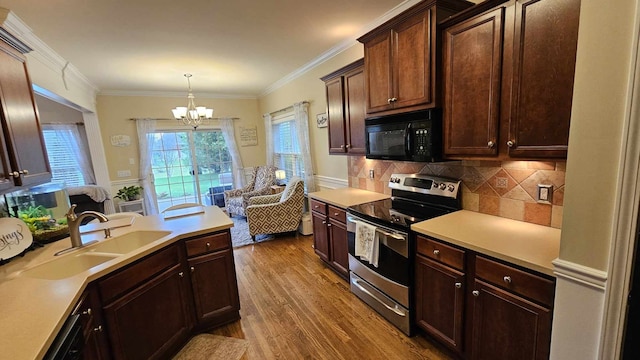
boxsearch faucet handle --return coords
[66,204,78,221]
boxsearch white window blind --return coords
[42,127,87,187]
[272,115,304,180]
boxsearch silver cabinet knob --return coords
[322,220,326,224]
[488,141,495,148]
[433,249,440,256]
[387,98,393,103]
[391,97,398,102]
[503,276,512,284]
[178,271,184,278]
[507,140,515,147]
[11,171,20,178]
[206,242,210,249]
[334,212,339,216]
[340,145,345,149]
[190,266,195,272]
[82,308,92,316]
[22,169,28,175]
[345,144,351,149]
[94,325,103,332]
[472,290,480,297]
[455,282,462,288]
[327,223,332,227]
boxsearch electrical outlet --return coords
[537,184,553,204]
[369,169,374,179]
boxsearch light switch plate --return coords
[537,184,553,204]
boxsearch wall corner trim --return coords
[553,258,608,291]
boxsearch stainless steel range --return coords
[346,173,462,336]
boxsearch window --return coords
[272,115,304,180]
[42,125,94,187]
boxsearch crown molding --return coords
[259,0,422,97]
[98,89,257,100]
[0,8,99,96]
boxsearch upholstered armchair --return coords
[223,165,277,217]
[246,177,305,240]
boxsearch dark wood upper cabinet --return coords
[507,0,581,158]
[443,7,504,156]
[359,0,474,117]
[0,38,51,193]
[443,0,581,160]
[321,59,366,155]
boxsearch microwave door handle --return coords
[405,122,412,156]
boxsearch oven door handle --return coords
[376,229,405,241]
[351,278,407,317]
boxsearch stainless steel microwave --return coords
[365,110,441,162]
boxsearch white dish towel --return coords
[354,220,380,268]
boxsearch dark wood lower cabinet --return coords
[311,210,330,263]
[470,280,552,360]
[74,285,109,360]
[415,255,465,353]
[102,263,192,360]
[328,218,348,277]
[415,235,555,359]
[310,199,349,279]
[189,248,240,329]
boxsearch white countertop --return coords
[0,206,232,360]
[308,188,389,209]
[411,210,561,276]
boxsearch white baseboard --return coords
[550,259,608,360]
[315,175,348,190]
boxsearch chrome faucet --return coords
[65,204,111,248]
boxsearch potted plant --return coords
[114,185,143,201]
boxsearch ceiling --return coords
[0,0,425,97]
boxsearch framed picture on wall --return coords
[316,113,327,128]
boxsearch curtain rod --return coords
[128,117,240,121]
[267,101,309,117]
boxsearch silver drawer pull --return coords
[94,325,103,332]
[455,282,462,288]
[82,308,92,316]
[352,278,406,317]
[433,249,440,256]
[472,290,480,297]
[503,276,512,284]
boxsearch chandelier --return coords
[171,73,213,129]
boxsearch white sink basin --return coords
[86,230,171,254]
[21,253,119,280]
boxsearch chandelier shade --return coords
[172,74,213,129]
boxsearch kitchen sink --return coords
[21,253,119,280]
[86,230,171,254]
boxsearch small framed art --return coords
[316,113,328,128]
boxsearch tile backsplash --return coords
[347,156,565,228]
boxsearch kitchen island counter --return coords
[0,206,232,360]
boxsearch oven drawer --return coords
[475,255,555,307]
[416,236,465,271]
[310,199,327,215]
[328,205,346,223]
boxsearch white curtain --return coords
[263,113,274,166]
[293,101,316,192]
[218,117,245,187]
[136,119,159,215]
[44,123,96,184]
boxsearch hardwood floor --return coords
[209,233,454,360]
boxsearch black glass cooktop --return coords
[347,198,456,230]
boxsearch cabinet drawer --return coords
[185,231,230,257]
[310,199,327,215]
[98,244,181,304]
[475,255,555,307]
[328,205,346,223]
[416,236,465,271]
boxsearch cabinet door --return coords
[0,41,51,187]
[103,264,192,360]
[312,211,330,262]
[415,255,465,353]
[328,218,349,278]
[507,0,580,158]
[470,279,552,360]
[325,76,347,154]
[393,8,433,111]
[443,8,504,157]
[189,249,240,328]
[76,287,110,360]
[344,66,366,155]
[364,31,394,114]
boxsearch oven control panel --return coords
[388,173,460,198]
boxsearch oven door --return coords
[346,213,410,287]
